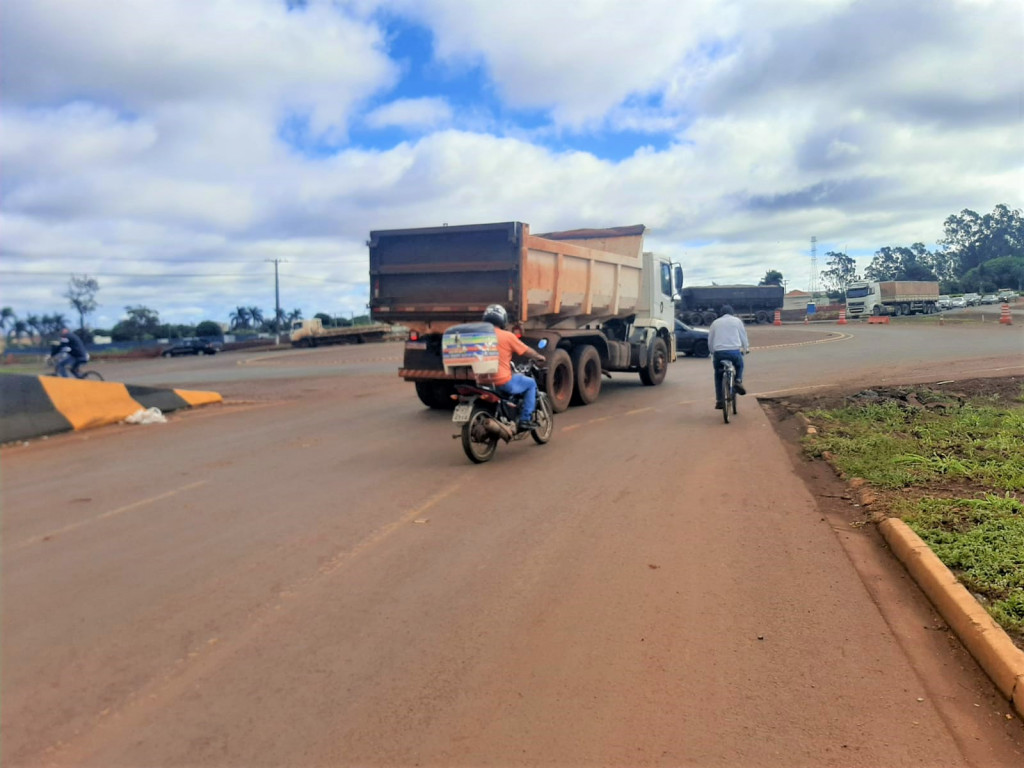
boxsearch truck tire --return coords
[545,348,574,413]
[639,337,668,386]
[900,303,910,316]
[702,311,717,326]
[872,305,881,316]
[415,381,457,410]
[755,310,770,324]
[570,345,602,405]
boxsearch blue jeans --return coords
[497,373,537,422]
[712,350,744,403]
[56,355,85,378]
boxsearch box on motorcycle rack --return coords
[442,323,500,382]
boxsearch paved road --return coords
[3,322,1023,766]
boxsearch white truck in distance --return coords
[845,280,940,317]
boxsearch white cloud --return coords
[0,0,1020,327]
[364,97,453,130]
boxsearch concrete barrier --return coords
[1,375,222,444]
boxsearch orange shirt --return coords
[493,327,530,385]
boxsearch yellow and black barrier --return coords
[1,374,222,444]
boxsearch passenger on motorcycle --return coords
[482,304,546,430]
[55,327,89,378]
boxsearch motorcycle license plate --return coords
[452,404,473,423]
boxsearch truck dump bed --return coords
[878,281,940,302]
[369,222,647,331]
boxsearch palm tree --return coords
[229,306,251,330]
[7,319,29,344]
[0,307,16,335]
[286,308,303,323]
[248,306,264,329]
[25,314,44,344]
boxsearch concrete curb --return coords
[879,518,1024,719]
[796,414,1024,718]
[1,374,222,444]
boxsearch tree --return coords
[248,306,264,329]
[960,256,1024,293]
[939,204,1024,276]
[864,244,937,282]
[195,320,223,339]
[820,251,858,298]
[1,307,17,336]
[759,269,784,286]
[229,306,252,330]
[63,274,100,332]
[286,308,303,323]
[111,305,161,341]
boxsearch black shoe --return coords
[715,401,724,410]
[518,420,538,431]
[734,382,746,396]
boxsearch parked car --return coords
[997,291,1016,302]
[963,293,981,306]
[674,319,710,358]
[161,339,218,357]
[949,297,967,309]
[980,294,999,305]
[936,296,952,310]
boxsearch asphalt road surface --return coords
[4,321,1024,766]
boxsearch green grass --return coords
[802,391,1024,639]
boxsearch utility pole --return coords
[266,258,286,344]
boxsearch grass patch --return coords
[801,386,1024,642]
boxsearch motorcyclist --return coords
[54,327,89,378]
[482,304,546,430]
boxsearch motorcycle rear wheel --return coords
[462,406,499,463]
[531,393,554,444]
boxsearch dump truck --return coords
[845,280,940,317]
[368,221,682,412]
[290,318,392,347]
[676,284,784,326]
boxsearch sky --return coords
[1,0,1021,330]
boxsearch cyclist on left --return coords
[55,327,89,378]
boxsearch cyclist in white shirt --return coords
[708,305,749,409]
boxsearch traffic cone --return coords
[1000,303,1013,325]
[837,309,847,325]
[773,309,782,326]
[804,315,808,324]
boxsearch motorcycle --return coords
[452,359,554,463]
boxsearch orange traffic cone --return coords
[1000,303,1013,325]
[837,309,847,325]
[773,309,782,326]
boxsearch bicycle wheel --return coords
[82,370,104,381]
[722,368,732,424]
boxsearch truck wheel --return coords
[755,311,770,324]
[900,303,910,316]
[639,337,668,386]
[545,349,574,413]
[415,381,456,410]
[872,305,881,316]
[570,345,602,405]
[702,311,717,326]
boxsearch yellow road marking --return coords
[625,407,654,416]
[17,481,210,549]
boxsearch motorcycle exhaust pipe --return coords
[482,416,515,442]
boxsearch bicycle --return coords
[46,351,104,381]
[718,358,738,424]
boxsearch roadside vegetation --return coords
[800,381,1024,642]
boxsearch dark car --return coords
[674,319,710,357]
[161,339,218,357]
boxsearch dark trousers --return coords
[713,349,744,402]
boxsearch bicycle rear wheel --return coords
[82,370,104,381]
[722,369,732,424]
